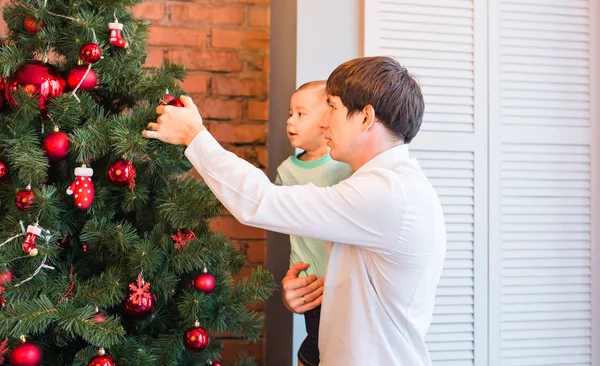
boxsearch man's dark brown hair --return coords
[326,56,425,144]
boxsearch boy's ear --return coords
[360,105,376,131]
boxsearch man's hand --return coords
[281,262,325,314]
[142,95,206,146]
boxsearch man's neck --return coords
[350,134,404,171]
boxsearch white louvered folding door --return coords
[364,0,598,365]
[488,0,594,365]
[365,1,489,365]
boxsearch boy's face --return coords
[287,87,328,150]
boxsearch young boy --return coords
[275,81,353,366]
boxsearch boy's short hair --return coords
[296,80,326,92]
[326,56,424,144]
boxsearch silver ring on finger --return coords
[302,296,306,304]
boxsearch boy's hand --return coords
[281,262,325,314]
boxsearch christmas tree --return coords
[0,1,275,365]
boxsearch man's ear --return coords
[361,104,376,131]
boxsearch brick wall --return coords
[0,1,270,364]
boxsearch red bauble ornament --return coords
[22,224,41,257]
[87,348,115,366]
[66,165,95,210]
[0,160,8,181]
[183,322,209,352]
[160,91,184,107]
[67,66,97,92]
[108,19,128,49]
[124,274,156,318]
[92,311,106,323]
[80,43,102,64]
[0,77,6,109]
[172,228,196,250]
[107,159,137,191]
[209,361,223,366]
[9,338,43,366]
[0,296,6,309]
[16,185,35,211]
[5,61,65,110]
[42,127,70,161]
[23,17,45,34]
[194,268,216,294]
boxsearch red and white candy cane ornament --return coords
[23,223,41,257]
[66,165,95,210]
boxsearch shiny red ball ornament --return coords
[80,43,102,64]
[208,361,223,366]
[16,185,35,211]
[0,160,8,181]
[42,127,70,161]
[92,311,106,323]
[107,159,136,191]
[67,65,97,92]
[183,322,209,352]
[194,268,216,294]
[124,274,157,318]
[5,61,65,111]
[23,17,45,34]
[9,337,43,366]
[160,91,184,107]
[87,348,115,366]
[0,77,6,109]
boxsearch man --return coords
[143,56,446,365]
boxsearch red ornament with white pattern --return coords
[16,185,35,211]
[22,223,41,257]
[87,348,115,366]
[124,273,156,318]
[108,19,128,49]
[66,165,95,210]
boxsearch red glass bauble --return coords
[5,61,65,110]
[80,43,102,64]
[107,159,136,189]
[67,66,97,92]
[42,129,70,161]
[194,271,216,294]
[168,98,184,107]
[9,340,43,366]
[124,290,156,318]
[0,77,6,109]
[16,186,35,211]
[209,361,223,366]
[23,17,45,34]
[0,160,8,181]
[87,349,114,366]
[183,322,209,352]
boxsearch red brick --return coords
[248,100,269,120]
[132,2,166,22]
[180,73,208,94]
[195,97,242,120]
[248,5,270,27]
[246,240,266,264]
[209,123,267,144]
[171,4,244,25]
[215,0,269,3]
[209,216,266,239]
[167,50,241,72]
[148,27,206,47]
[144,47,165,68]
[213,75,267,97]
[227,146,262,167]
[211,28,269,50]
[255,146,267,167]
[243,53,267,72]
